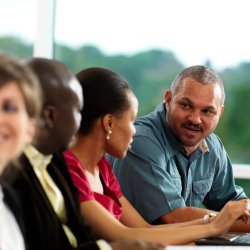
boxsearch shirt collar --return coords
[24,145,52,172]
[199,139,209,153]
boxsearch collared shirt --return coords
[24,145,77,247]
[0,185,25,250]
[111,102,246,224]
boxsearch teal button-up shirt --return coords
[110,102,247,224]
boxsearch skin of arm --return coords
[160,206,215,224]
[120,196,206,228]
[80,197,250,246]
[159,201,250,232]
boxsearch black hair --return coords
[76,67,131,135]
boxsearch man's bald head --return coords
[26,57,83,155]
[26,58,81,106]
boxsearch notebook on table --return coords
[195,232,250,246]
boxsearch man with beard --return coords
[111,65,249,231]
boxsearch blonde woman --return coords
[0,52,41,250]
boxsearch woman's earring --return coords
[106,130,112,140]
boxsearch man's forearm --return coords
[230,219,250,232]
[160,206,250,232]
[160,206,216,224]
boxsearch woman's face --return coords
[106,92,138,159]
[0,81,35,172]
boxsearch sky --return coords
[1,0,250,70]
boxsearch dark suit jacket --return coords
[2,153,99,250]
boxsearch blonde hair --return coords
[0,52,42,120]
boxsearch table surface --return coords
[167,246,248,250]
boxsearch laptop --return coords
[195,232,250,246]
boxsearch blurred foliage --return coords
[235,179,250,197]
[1,36,250,163]
[0,36,32,59]
[55,44,183,114]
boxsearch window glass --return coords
[54,0,250,70]
[0,0,37,58]
[1,0,249,164]
[54,0,250,164]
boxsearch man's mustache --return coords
[182,122,203,132]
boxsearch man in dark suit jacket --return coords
[4,154,98,250]
[2,58,163,250]
[2,57,99,250]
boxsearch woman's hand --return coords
[211,199,250,234]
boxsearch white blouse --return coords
[0,185,25,250]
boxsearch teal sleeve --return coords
[111,131,185,223]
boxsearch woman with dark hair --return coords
[64,67,250,246]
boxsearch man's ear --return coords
[220,105,225,117]
[165,90,172,108]
[42,105,57,129]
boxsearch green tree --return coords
[0,36,32,58]
[2,35,250,164]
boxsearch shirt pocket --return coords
[192,178,212,207]
[171,176,182,195]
